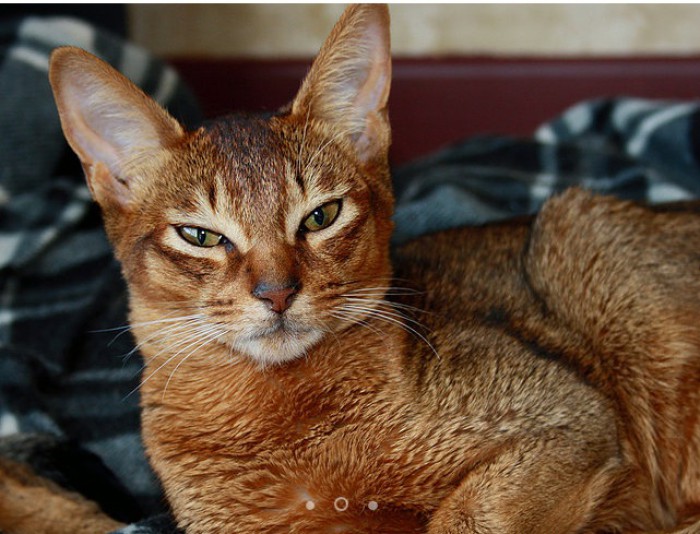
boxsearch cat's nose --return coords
[252,281,301,314]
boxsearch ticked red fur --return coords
[48,4,700,534]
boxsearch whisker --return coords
[342,302,429,331]
[162,327,229,399]
[101,313,205,348]
[345,286,423,296]
[91,324,131,334]
[126,323,225,399]
[331,310,385,338]
[139,322,221,369]
[120,317,205,363]
[101,313,202,336]
[343,296,430,317]
[127,314,206,329]
[129,321,219,378]
[340,304,440,360]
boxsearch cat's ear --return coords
[291,4,391,164]
[49,46,185,208]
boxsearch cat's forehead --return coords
[188,114,288,223]
[203,114,287,192]
[172,113,359,242]
[198,113,353,197]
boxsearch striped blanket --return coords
[1,16,699,534]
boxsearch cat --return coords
[47,4,700,533]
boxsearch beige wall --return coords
[128,4,700,58]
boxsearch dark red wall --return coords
[171,57,700,165]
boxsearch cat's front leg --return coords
[427,440,622,534]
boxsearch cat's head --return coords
[49,5,394,365]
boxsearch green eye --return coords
[302,200,342,232]
[177,226,224,247]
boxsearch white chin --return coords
[234,329,324,366]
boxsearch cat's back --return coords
[394,188,700,365]
[394,188,700,519]
[393,188,700,401]
[392,201,598,435]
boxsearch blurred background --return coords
[128,4,700,58]
[127,4,700,164]
[6,4,700,164]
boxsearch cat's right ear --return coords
[291,4,391,166]
[49,47,185,209]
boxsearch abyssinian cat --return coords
[45,4,700,533]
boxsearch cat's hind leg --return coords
[426,438,634,534]
[0,457,125,534]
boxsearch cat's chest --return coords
[140,347,480,531]
[144,348,411,461]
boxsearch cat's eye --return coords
[301,200,342,233]
[177,226,225,248]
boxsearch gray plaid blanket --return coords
[1,16,699,534]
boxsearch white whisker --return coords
[343,296,429,316]
[331,310,384,338]
[142,322,221,367]
[121,317,205,363]
[346,286,422,296]
[103,313,206,347]
[342,301,429,330]
[340,303,440,360]
[162,327,229,399]
[125,322,225,399]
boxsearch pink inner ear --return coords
[351,19,391,117]
[55,66,138,177]
[54,49,184,163]
[355,64,389,115]
[64,100,122,176]
[345,26,391,161]
[64,76,163,177]
[51,47,186,209]
[290,5,391,162]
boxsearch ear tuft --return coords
[49,47,184,206]
[292,4,391,164]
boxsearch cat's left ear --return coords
[291,4,391,165]
[49,47,185,208]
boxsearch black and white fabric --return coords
[0,16,199,532]
[392,98,700,243]
[2,15,700,534]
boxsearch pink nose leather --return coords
[253,282,300,314]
